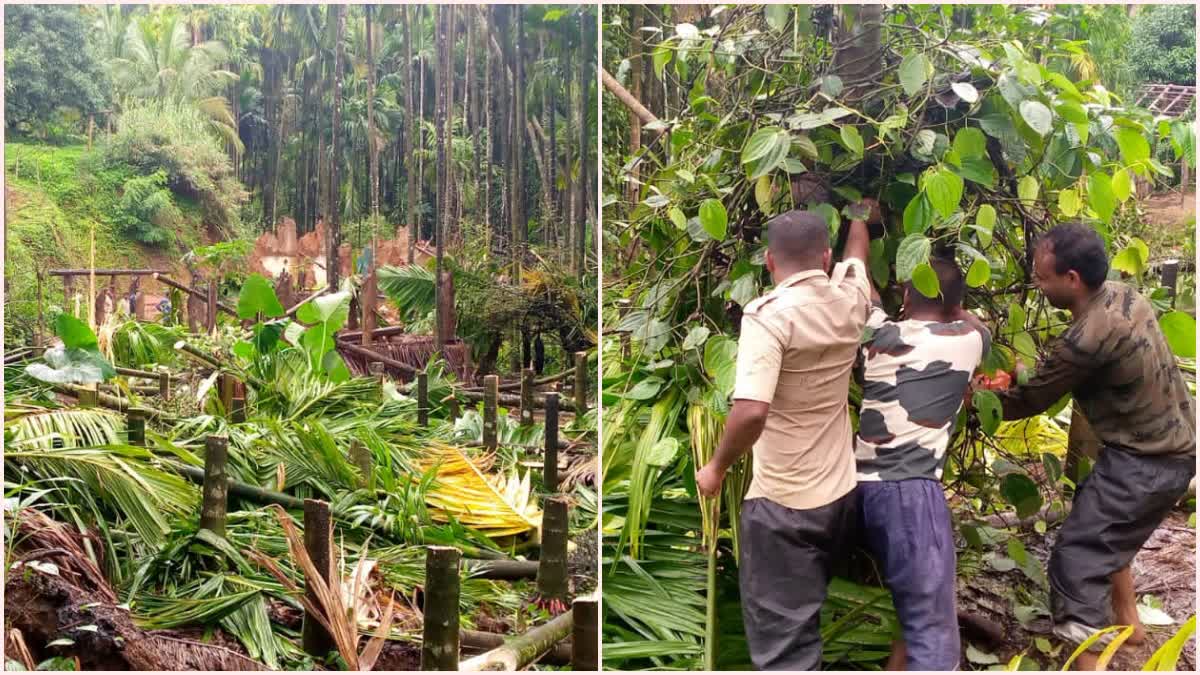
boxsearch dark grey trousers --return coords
[739,490,858,671]
[1050,445,1195,635]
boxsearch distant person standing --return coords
[696,204,873,670]
[979,223,1195,671]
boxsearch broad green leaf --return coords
[951,81,979,103]
[912,263,941,298]
[1000,472,1041,519]
[1114,126,1151,165]
[975,204,997,247]
[820,75,844,98]
[1019,101,1053,136]
[625,376,665,400]
[1088,173,1117,223]
[743,126,781,164]
[755,176,774,215]
[653,44,672,79]
[899,52,931,96]
[903,194,933,234]
[1112,168,1132,203]
[682,325,711,351]
[26,346,116,385]
[924,166,964,219]
[956,157,997,187]
[1046,72,1083,100]
[645,437,680,467]
[699,199,728,241]
[974,390,1003,437]
[668,206,687,229]
[869,239,890,288]
[1159,312,1196,358]
[55,313,99,351]
[296,291,351,329]
[1058,188,1080,217]
[704,336,739,397]
[896,234,932,282]
[644,194,669,209]
[1013,331,1038,367]
[729,274,757,307]
[792,134,819,160]
[237,273,285,319]
[952,127,987,159]
[1017,175,1039,205]
[1007,302,1026,336]
[966,257,991,287]
[743,127,791,180]
[764,3,790,32]
[840,125,864,156]
[1110,239,1148,276]
[1056,101,1088,124]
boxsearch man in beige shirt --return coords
[696,205,872,670]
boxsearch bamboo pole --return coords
[457,611,573,671]
[418,372,430,426]
[543,393,559,490]
[520,368,535,426]
[461,630,571,665]
[422,546,462,671]
[302,499,335,658]
[571,596,599,670]
[158,371,171,399]
[200,436,230,536]
[483,375,499,451]
[536,496,569,603]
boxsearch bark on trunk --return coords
[328,5,346,291]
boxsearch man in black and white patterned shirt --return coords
[854,256,990,670]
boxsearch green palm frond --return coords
[5,406,125,448]
[377,264,435,321]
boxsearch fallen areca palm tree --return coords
[457,610,574,671]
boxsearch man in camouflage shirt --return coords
[982,223,1196,670]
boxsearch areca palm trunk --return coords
[367,4,379,223]
[329,4,345,292]
[404,6,417,264]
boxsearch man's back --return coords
[734,260,871,510]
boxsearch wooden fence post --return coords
[368,361,386,398]
[572,596,599,670]
[158,371,171,399]
[1161,259,1180,306]
[361,270,377,346]
[574,351,588,415]
[219,374,236,417]
[301,499,335,658]
[483,375,499,451]
[418,372,430,427]
[537,496,570,604]
[78,385,99,408]
[200,435,229,536]
[544,393,559,490]
[349,439,373,490]
[421,546,461,670]
[63,274,75,315]
[206,282,218,334]
[127,407,147,446]
[520,368,535,426]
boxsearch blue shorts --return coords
[858,479,960,670]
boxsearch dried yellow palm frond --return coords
[420,445,542,538]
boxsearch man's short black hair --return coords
[765,209,829,266]
[1038,222,1109,289]
[905,255,965,313]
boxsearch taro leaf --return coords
[1088,172,1117,223]
[903,194,933,234]
[682,325,711,351]
[1019,100,1053,136]
[301,326,337,370]
[1058,188,1081,217]
[966,257,991,287]
[625,376,665,401]
[233,341,255,360]
[237,273,285,319]
[253,321,285,354]
[1159,311,1196,358]
[924,166,964,218]
[840,125,864,156]
[56,314,99,351]
[951,82,979,103]
[1111,168,1132,203]
[26,345,116,385]
[699,199,728,241]
[973,390,1002,436]
[1000,472,1042,519]
[1017,175,1039,205]
[704,336,739,397]
[899,52,930,96]
[296,291,351,329]
[952,127,987,159]
[912,263,941,298]
[322,350,351,383]
[896,234,931,282]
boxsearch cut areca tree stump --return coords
[572,595,599,670]
[422,546,462,670]
[199,435,229,536]
[536,495,570,612]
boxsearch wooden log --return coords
[176,465,304,510]
[537,496,569,603]
[126,408,147,447]
[418,372,430,426]
[460,370,569,393]
[114,366,160,379]
[463,559,538,581]
[457,611,573,671]
[544,393,560,490]
[483,375,499,451]
[1161,259,1180,303]
[338,341,419,375]
[78,386,99,408]
[219,374,236,417]
[422,546,462,671]
[339,325,406,341]
[302,499,335,658]
[573,352,588,415]
[457,389,577,413]
[232,397,247,423]
[460,631,571,666]
[349,440,373,490]
[53,268,171,276]
[200,436,230,536]
[152,274,237,316]
[571,596,599,670]
[520,368,535,426]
